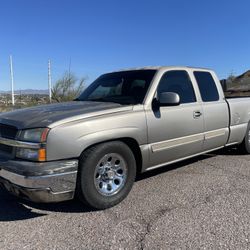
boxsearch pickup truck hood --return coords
[0,101,132,129]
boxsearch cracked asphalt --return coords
[1,148,250,250]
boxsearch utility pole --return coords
[19,89,22,104]
[9,55,15,106]
[68,57,71,86]
[48,59,52,103]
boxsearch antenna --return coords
[48,59,52,103]
[9,55,15,106]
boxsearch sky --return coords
[0,0,250,91]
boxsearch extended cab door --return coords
[145,70,204,169]
[192,70,230,151]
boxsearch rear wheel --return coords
[76,141,136,209]
[239,123,250,154]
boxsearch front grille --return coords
[0,144,12,154]
[0,123,18,139]
[0,123,18,156]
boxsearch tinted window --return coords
[157,70,196,104]
[78,70,156,105]
[194,71,219,102]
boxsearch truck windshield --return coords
[77,70,156,105]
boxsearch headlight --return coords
[16,148,46,161]
[19,128,49,143]
[16,128,49,161]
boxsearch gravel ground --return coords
[0,148,250,250]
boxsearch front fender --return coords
[76,127,142,153]
[46,109,147,161]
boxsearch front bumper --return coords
[0,157,78,203]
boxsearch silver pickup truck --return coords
[0,66,250,209]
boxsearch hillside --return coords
[226,70,250,91]
[225,70,250,97]
[0,89,48,95]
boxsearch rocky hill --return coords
[227,70,250,91]
[224,70,250,97]
[0,89,48,95]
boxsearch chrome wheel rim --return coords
[248,130,250,145]
[94,153,127,196]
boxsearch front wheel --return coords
[76,141,136,209]
[239,123,250,154]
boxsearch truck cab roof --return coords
[111,66,212,73]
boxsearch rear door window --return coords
[194,71,219,102]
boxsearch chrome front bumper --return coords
[0,158,78,203]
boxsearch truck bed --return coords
[226,97,250,145]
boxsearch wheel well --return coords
[80,138,143,175]
[119,138,143,175]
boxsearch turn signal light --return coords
[38,149,46,162]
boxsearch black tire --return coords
[76,141,136,209]
[239,123,250,154]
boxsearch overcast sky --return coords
[0,0,250,90]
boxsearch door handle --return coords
[193,111,202,118]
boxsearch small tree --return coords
[52,72,86,102]
[226,71,236,89]
[227,73,236,82]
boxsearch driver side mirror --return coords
[157,92,180,106]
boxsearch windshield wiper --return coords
[88,98,109,102]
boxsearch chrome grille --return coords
[0,123,18,139]
[0,123,18,155]
[0,144,12,154]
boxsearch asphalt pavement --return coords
[0,148,250,250]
